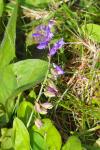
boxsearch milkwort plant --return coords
[0,1,100,150]
[32,21,65,127]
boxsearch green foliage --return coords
[12,59,48,88]
[17,101,34,126]
[18,0,51,8]
[0,128,13,150]
[33,119,62,150]
[0,0,48,129]
[0,3,18,69]
[0,65,17,105]
[29,131,48,150]
[13,117,30,150]
[0,0,100,149]
[62,136,82,150]
[82,24,100,42]
[0,0,4,17]
[0,59,48,105]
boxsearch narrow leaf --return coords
[0,0,4,17]
[0,3,18,69]
[19,0,51,8]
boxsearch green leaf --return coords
[0,104,9,127]
[0,59,48,105]
[17,101,34,126]
[0,65,17,105]
[28,90,36,100]
[12,59,48,88]
[29,130,48,150]
[82,24,100,42]
[0,0,4,17]
[33,118,62,150]
[84,144,100,150]
[0,128,13,150]
[0,2,18,69]
[13,117,30,150]
[62,136,82,150]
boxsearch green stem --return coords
[36,56,51,102]
[26,111,34,128]
[87,126,100,132]
[27,56,51,128]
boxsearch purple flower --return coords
[50,64,64,79]
[32,23,54,49]
[48,20,55,28]
[44,87,58,97]
[44,80,58,97]
[47,86,58,94]
[32,33,42,37]
[37,41,48,49]
[53,64,64,75]
[35,102,47,114]
[49,38,65,56]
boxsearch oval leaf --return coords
[13,59,48,88]
[62,136,82,150]
[17,101,34,126]
[33,118,62,150]
[29,130,48,150]
[13,117,30,150]
[82,24,100,42]
[0,59,48,105]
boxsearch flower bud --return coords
[35,118,43,128]
[40,102,53,109]
[35,102,47,114]
[44,80,58,97]
[53,63,64,75]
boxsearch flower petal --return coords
[40,102,53,109]
[35,102,47,114]
[49,47,57,56]
[37,41,48,49]
[35,119,43,128]
[44,90,56,97]
[49,38,65,56]
[53,63,64,75]
[44,80,58,97]
[32,33,42,37]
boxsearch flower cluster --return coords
[33,21,65,128]
[32,21,54,49]
[32,21,65,56]
[44,63,64,97]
